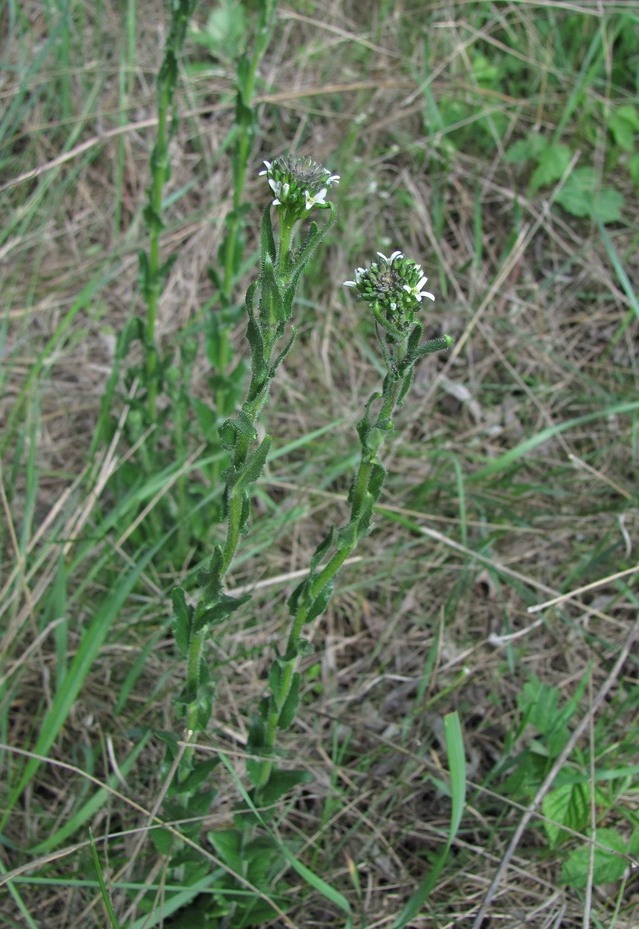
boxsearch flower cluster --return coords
[344,251,435,335]
[259,155,340,214]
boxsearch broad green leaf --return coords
[530,142,572,192]
[543,782,589,848]
[561,828,628,888]
[555,167,623,223]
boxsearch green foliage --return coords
[4,3,638,927]
[560,827,639,889]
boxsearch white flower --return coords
[324,173,340,185]
[344,267,366,287]
[403,276,435,302]
[376,250,404,264]
[258,160,272,176]
[304,187,328,209]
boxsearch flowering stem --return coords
[170,157,339,776]
[247,250,452,804]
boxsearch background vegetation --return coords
[1,0,638,926]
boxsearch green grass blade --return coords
[392,711,466,928]
[0,544,160,833]
[89,828,122,929]
[470,401,639,482]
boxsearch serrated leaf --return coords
[626,153,639,195]
[608,104,639,152]
[555,168,624,223]
[150,825,174,855]
[542,782,589,848]
[530,142,572,192]
[560,828,628,888]
[208,828,243,872]
[505,132,547,165]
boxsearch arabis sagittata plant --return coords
[170,154,337,771]
[243,250,452,797]
[165,166,454,925]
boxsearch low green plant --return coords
[493,673,639,892]
[157,157,453,924]
[95,0,280,563]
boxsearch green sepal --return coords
[170,586,193,656]
[278,673,301,729]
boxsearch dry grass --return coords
[1,1,638,927]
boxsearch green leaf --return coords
[178,758,220,793]
[236,435,271,488]
[543,782,589,848]
[190,1,247,62]
[628,153,639,193]
[530,142,572,192]
[278,673,301,729]
[560,829,628,888]
[150,826,174,856]
[171,587,192,655]
[392,712,465,928]
[608,104,639,152]
[504,132,547,165]
[259,769,312,805]
[555,167,624,223]
[90,830,122,929]
[208,828,243,873]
